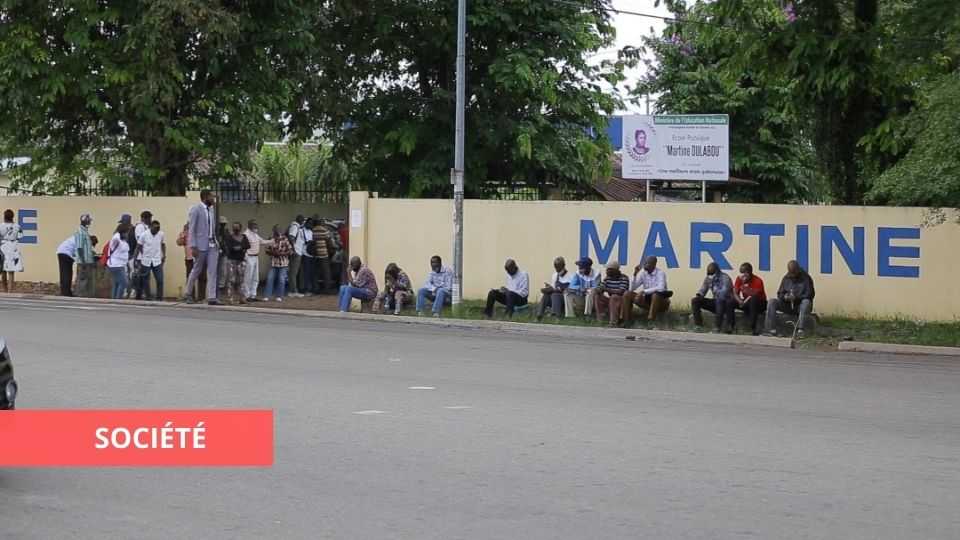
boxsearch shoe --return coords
[433,313,440,318]
[393,310,401,316]
[239,299,247,305]
[417,311,424,317]
[796,329,806,338]
[764,330,778,337]
[207,299,223,306]
[276,297,283,303]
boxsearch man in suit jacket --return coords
[183,189,221,305]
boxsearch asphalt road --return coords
[1,297,958,540]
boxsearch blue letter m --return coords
[580,220,628,265]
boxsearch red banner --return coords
[0,410,273,467]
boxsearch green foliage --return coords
[632,0,826,202]
[0,0,323,195]
[867,73,960,208]
[252,143,356,195]
[308,0,624,197]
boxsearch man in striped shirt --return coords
[592,261,631,327]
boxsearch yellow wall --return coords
[351,193,959,320]
[0,195,197,296]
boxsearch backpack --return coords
[99,241,112,268]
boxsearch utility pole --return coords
[645,95,652,202]
[450,0,467,308]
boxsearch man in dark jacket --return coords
[764,260,815,336]
[691,262,735,333]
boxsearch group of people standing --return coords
[180,190,345,305]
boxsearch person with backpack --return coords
[106,217,133,299]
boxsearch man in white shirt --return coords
[286,215,306,297]
[483,258,529,319]
[624,256,672,325]
[56,234,78,297]
[135,220,166,300]
[242,220,272,302]
[130,210,153,299]
[537,256,573,321]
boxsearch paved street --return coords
[0,297,958,539]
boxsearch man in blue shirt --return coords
[416,255,454,317]
[565,257,601,317]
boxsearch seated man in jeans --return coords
[734,262,767,335]
[483,259,529,318]
[536,256,572,321]
[592,261,631,327]
[690,262,735,333]
[765,260,815,336]
[338,256,379,312]
[565,257,600,318]
[416,255,453,317]
[623,256,671,325]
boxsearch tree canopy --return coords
[0,0,323,194]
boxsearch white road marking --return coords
[353,410,389,415]
[388,358,402,362]
[444,406,472,410]
[408,386,436,390]
[52,305,101,310]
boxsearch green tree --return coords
[631,0,825,202]
[0,0,323,195]
[308,0,625,197]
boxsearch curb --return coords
[838,341,960,357]
[0,293,795,350]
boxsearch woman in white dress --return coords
[0,209,24,293]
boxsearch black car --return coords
[0,338,17,410]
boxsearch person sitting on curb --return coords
[623,256,671,326]
[690,262,735,333]
[765,260,815,337]
[536,256,572,321]
[338,256,379,313]
[374,263,413,315]
[734,262,767,336]
[592,261,631,327]
[416,255,453,317]
[483,259,529,319]
[565,257,600,318]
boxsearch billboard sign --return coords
[621,114,730,181]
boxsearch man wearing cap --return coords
[183,189,221,305]
[483,259,529,319]
[592,261,631,327]
[74,214,97,297]
[565,257,601,318]
[536,256,572,321]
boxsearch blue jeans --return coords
[139,264,164,300]
[265,266,289,299]
[338,285,374,312]
[416,287,451,314]
[109,266,127,299]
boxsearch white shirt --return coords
[135,222,149,243]
[550,270,574,289]
[57,236,77,258]
[138,230,165,267]
[302,228,314,258]
[288,222,306,256]
[107,232,130,268]
[506,270,530,298]
[632,267,668,295]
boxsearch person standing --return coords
[734,262,767,336]
[221,221,251,305]
[483,259,530,319]
[135,220,166,301]
[286,215,307,297]
[56,233,77,297]
[309,217,334,294]
[0,209,24,293]
[107,218,132,299]
[215,215,230,297]
[301,217,316,296]
[690,262,736,333]
[183,189,221,305]
[74,214,97,298]
[264,225,293,302]
[127,211,151,299]
[415,255,453,317]
[242,220,271,302]
[177,222,205,302]
[338,257,379,312]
